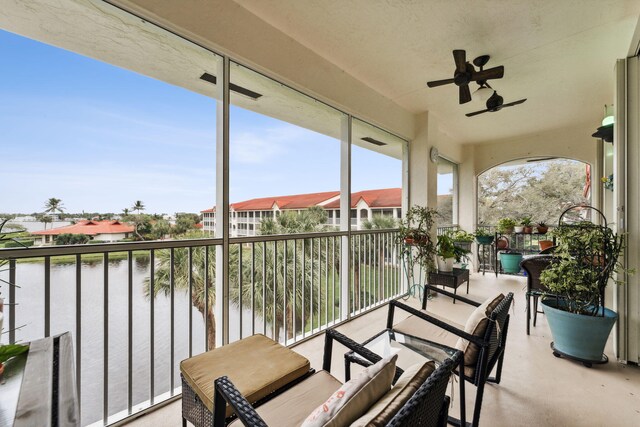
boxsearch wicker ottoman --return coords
[180,334,311,427]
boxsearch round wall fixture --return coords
[430,146,439,163]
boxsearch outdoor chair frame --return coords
[520,255,555,334]
[212,328,461,427]
[388,287,513,427]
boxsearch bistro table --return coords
[425,268,470,307]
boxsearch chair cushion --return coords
[301,355,397,427]
[228,371,342,427]
[180,334,310,417]
[350,360,436,427]
[455,293,505,368]
[393,311,463,351]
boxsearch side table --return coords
[424,268,470,308]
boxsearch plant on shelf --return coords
[474,228,494,245]
[521,216,533,234]
[497,217,516,234]
[540,219,633,366]
[536,222,549,234]
[451,229,474,243]
[436,233,456,272]
[397,205,438,273]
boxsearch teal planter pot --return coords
[500,252,523,273]
[542,299,617,364]
[475,236,494,245]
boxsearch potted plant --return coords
[451,229,474,252]
[540,221,631,366]
[536,222,549,234]
[474,228,494,245]
[521,216,533,234]
[436,233,456,272]
[500,249,523,274]
[397,206,438,273]
[497,217,516,235]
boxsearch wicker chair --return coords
[388,288,513,427]
[212,328,461,427]
[520,255,554,335]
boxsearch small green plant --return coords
[438,232,471,262]
[0,343,29,364]
[451,229,474,242]
[474,228,492,237]
[537,221,547,227]
[520,216,533,226]
[497,218,516,233]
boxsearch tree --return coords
[478,160,589,225]
[122,208,130,216]
[44,197,65,214]
[172,214,199,236]
[55,233,90,245]
[145,231,222,349]
[132,200,145,214]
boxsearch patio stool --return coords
[180,334,311,427]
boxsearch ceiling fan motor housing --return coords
[486,92,503,109]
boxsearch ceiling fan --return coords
[465,91,527,117]
[427,50,504,104]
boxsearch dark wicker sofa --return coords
[212,328,461,427]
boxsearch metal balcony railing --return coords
[0,229,403,426]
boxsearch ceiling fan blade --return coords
[501,98,527,107]
[473,65,504,81]
[459,84,472,104]
[427,78,455,88]
[453,50,466,74]
[465,108,491,117]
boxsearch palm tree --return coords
[44,197,65,214]
[122,208,130,216]
[132,200,145,214]
[145,231,232,349]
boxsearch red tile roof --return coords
[32,220,135,236]
[323,188,401,209]
[201,188,401,213]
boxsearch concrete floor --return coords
[124,272,640,426]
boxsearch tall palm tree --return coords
[144,231,235,349]
[122,208,130,216]
[132,200,145,214]
[44,197,65,214]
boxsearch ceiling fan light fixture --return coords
[474,86,493,103]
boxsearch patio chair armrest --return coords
[322,328,383,373]
[213,376,268,427]
[424,284,481,307]
[388,300,485,347]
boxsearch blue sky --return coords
[0,29,406,214]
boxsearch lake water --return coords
[0,257,256,425]
[6,220,72,233]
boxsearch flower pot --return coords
[476,235,494,245]
[436,256,454,272]
[523,226,533,234]
[514,226,524,233]
[496,236,509,249]
[500,252,523,273]
[542,298,617,363]
[539,240,554,251]
[536,226,549,234]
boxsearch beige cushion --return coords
[301,355,397,427]
[455,293,505,368]
[228,371,342,427]
[394,311,463,350]
[180,334,310,418]
[351,360,436,427]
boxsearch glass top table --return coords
[345,328,459,377]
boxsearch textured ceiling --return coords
[234,0,640,143]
